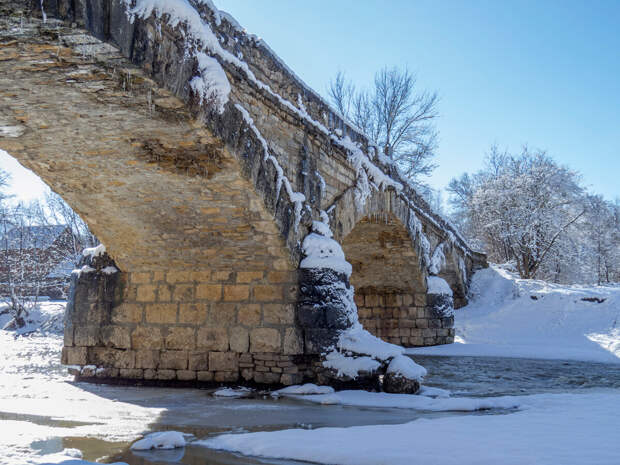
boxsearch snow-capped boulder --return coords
[383,355,427,394]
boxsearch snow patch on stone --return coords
[322,351,381,379]
[299,233,352,277]
[212,387,252,398]
[337,323,404,361]
[386,355,427,381]
[71,265,95,277]
[191,52,231,112]
[272,383,335,397]
[81,243,105,258]
[427,276,453,296]
[130,431,186,450]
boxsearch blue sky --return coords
[1,1,618,203]
[218,0,619,201]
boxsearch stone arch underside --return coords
[342,215,455,347]
[0,24,303,385]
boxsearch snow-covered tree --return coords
[328,68,439,187]
[448,146,586,280]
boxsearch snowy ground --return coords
[2,275,620,464]
[201,391,620,465]
[408,265,620,363]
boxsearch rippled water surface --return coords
[89,356,620,465]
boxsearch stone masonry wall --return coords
[63,254,306,385]
[355,290,455,347]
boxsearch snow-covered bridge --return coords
[0,0,485,386]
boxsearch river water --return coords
[48,355,620,465]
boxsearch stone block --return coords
[197,327,229,351]
[116,350,136,369]
[229,326,249,353]
[414,293,427,307]
[253,285,282,302]
[131,326,163,349]
[209,351,239,371]
[212,271,233,282]
[196,284,222,300]
[160,350,188,370]
[422,328,437,338]
[74,326,99,346]
[165,327,196,350]
[429,319,442,329]
[215,371,239,382]
[385,294,402,307]
[236,271,263,283]
[63,325,74,347]
[62,346,87,365]
[179,303,207,324]
[189,351,209,371]
[197,371,214,382]
[100,326,131,349]
[208,302,237,326]
[96,367,119,378]
[267,271,295,283]
[263,303,294,325]
[143,369,157,380]
[280,373,303,386]
[223,285,250,301]
[145,303,177,324]
[237,304,261,326]
[119,368,143,379]
[131,272,152,284]
[416,318,429,329]
[173,284,195,302]
[157,369,177,380]
[177,370,197,381]
[282,327,303,355]
[157,284,172,301]
[136,284,157,302]
[253,371,280,384]
[166,270,192,283]
[111,303,143,324]
[250,328,281,353]
[135,349,159,369]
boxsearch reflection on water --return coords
[35,356,620,464]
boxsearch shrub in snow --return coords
[130,431,186,450]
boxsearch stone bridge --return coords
[0,0,485,387]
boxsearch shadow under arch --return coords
[341,213,454,347]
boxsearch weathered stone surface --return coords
[250,328,281,353]
[383,373,421,395]
[209,352,239,372]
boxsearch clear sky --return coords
[1,0,618,203]
[217,0,619,201]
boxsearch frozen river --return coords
[3,321,619,465]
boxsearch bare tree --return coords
[328,67,439,185]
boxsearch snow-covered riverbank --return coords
[408,265,620,363]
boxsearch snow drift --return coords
[408,265,620,363]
